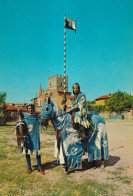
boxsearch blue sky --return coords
[0,0,133,103]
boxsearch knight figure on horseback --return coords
[69,83,90,140]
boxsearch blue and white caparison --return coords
[41,97,109,170]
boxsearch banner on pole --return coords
[65,18,76,31]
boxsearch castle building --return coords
[31,74,73,112]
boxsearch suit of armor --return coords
[70,83,90,140]
[72,92,90,129]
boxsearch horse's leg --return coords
[17,137,21,149]
[83,138,88,155]
[65,166,69,174]
[56,138,68,173]
[54,137,60,163]
[100,124,108,169]
[59,139,65,164]
[55,137,65,164]
[101,158,105,169]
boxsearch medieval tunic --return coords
[22,113,41,155]
[72,92,90,129]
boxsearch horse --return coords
[41,97,109,171]
[15,111,27,152]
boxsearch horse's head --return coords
[41,97,54,127]
[16,120,27,150]
[16,121,27,138]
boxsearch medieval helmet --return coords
[72,83,80,93]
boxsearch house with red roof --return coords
[95,94,111,105]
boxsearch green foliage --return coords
[86,104,92,111]
[86,104,107,113]
[87,90,133,113]
[92,105,107,113]
[106,90,133,114]
[0,92,7,105]
[86,100,96,105]
[86,100,97,112]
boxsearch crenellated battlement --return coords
[47,74,68,91]
[48,74,68,79]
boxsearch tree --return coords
[91,105,107,113]
[105,90,133,114]
[86,103,107,113]
[86,100,96,111]
[86,100,96,105]
[86,104,92,111]
[0,92,7,105]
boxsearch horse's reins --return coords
[41,111,70,121]
[41,110,102,145]
[41,110,96,132]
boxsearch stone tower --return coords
[38,84,42,97]
[47,74,68,91]
[32,74,72,111]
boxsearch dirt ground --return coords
[40,119,133,195]
[106,120,133,173]
[75,119,133,195]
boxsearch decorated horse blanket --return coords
[41,99,109,169]
[87,114,109,161]
[60,116,86,169]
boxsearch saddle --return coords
[71,113,88,140]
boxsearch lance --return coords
[62,15,76,111]
[62,15,67,111]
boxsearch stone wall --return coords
[99,110,133,120]
[122,110,133,120]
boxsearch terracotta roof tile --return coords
[95,94,111,100]
[6,105,26,111]
[6,105,40,114]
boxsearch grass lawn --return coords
[0,122,116,196]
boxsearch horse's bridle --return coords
[41,109,67,122]
[16,121,27,138]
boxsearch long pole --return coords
[63,15,67,111]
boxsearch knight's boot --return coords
[79,126,87,140]
[71,113,79,130]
